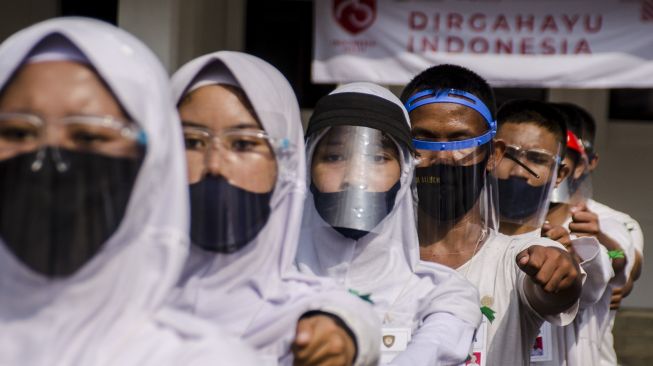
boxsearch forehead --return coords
[497,122,559,153]
[409,102,487,135]
[1,62,101,97]
[0,61,127,118]
[178,84,260,131]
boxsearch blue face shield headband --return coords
[404,89,496,151]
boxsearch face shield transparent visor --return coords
[406,89,498,235]
[495,141,562,232]
[308,125,404,239]
[0,112,146,277]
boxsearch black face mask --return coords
[415,158,487,222]
[189,175,272,254]
[0,148,142,278]
[311,181,400,240]
[498,176,550,220]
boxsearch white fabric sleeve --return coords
[387,313,476,366]
[515,238,580,327]
[415,261,483,327]
[572,237,613,309]
[124,307,266,366]
[599,217,633,287]
[310,292,382,366]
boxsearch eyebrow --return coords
[412,126,479,140]
[181,120,261,131]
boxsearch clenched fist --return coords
[516,245,581,294]
[541,222,573,250]
[292,314,357,366]
[569,203,600,237]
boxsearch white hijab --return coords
[296,82,481,331]
[0,17,260,366]
[170,52,380,365]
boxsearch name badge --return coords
[380,327,411,364]
[530,322,553,362]
[466,317,487,366]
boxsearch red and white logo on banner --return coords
[333,0,377,35]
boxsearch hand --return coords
[569,203,600,237]
[610,286,624,310]
[542,222,573,250]
[292,314,356,366]
[516,245,581,293]
[611,277,636,310]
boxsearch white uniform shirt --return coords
[587,199,643,366]
[457,231,578,366]
[526,232,612,366]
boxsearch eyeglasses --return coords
[0,112,145,159]
[182,125,292,161]
[183,125,294,188]
[503,144,559,179]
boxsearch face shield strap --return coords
[412,130,495,151]
[306,92,413,152]
[405,89,496,152]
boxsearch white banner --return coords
[313,0,653,87]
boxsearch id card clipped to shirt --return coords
[530,322,553,362]
[380,327,411,364]
[466,318,487,366]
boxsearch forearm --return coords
[631,251,643,282]
[523,274,582,316]
[623,252,643,298]
[597,231,627,275]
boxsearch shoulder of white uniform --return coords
[415,260,480,297]
[415,258,461,278]
[146,307,264,365]
[589,199,633,223]
[503,233,565,253]
[587,199,615,215]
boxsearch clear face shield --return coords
[182,122,295,253]
[0,112,146,277]
[550,131,590,206]
[405,89,499,239]
[494,140,562,232]
[308,125,403,240]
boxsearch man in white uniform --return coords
[401,65,582,366]
[571,105,644,366]
[493,100,613,366]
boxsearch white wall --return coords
[118,0,245,74]
[0,0,58,43]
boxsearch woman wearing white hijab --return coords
[0,17,261,365]
[170,51,380,366]
[296,82,482,365]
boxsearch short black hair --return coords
[497,99,567,158]
[400,64,496,120]
[551,103,583,166]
